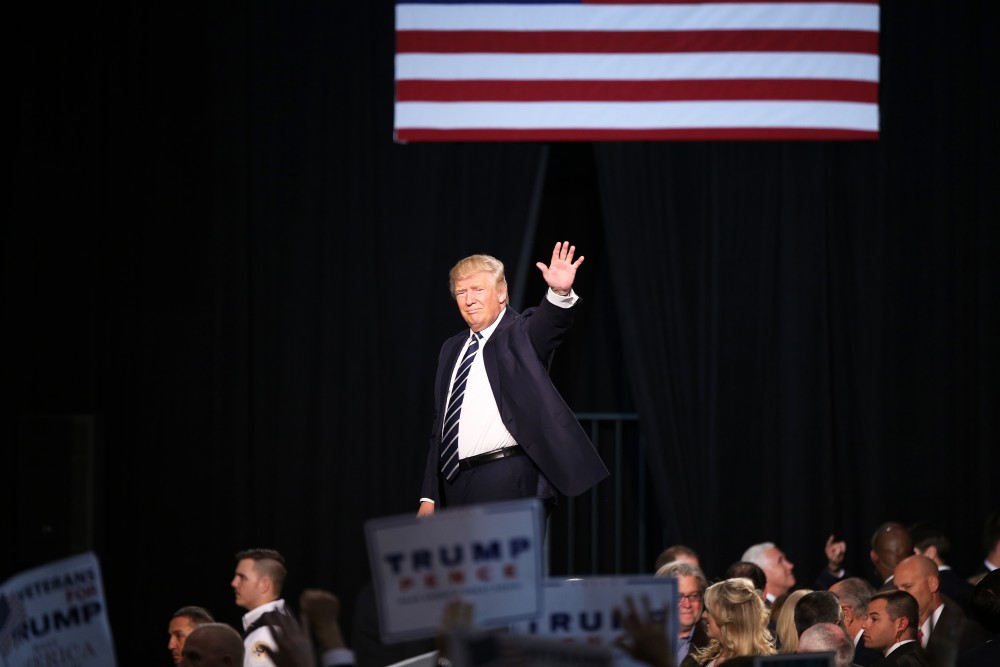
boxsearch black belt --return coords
[458,446,524,471]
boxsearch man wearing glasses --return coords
[656,560,709,666]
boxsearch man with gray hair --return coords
[656,560,709,666]
[829,577,882,665]
[798,623,855,667]
[741,542,796,604]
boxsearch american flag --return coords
[394,1,880,142]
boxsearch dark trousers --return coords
[442,453,555,526]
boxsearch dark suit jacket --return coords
[874,641,930,667]
[936,568,974,616]
[925,597,993,667]
[854,632,887,667]
[421,299,609,503]
[956,638,999,667]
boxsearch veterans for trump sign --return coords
[0,552,117,667]
[365,498,545,642]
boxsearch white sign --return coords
[0,552,117,667]
[365,499,544,642]
[450,627,613,667]
[510,576,678,667]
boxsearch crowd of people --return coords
[163,514,999,667]
[649,515,999,667]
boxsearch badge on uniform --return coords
[250,641,271,660]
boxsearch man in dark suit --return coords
[861,590,929,667]
[908,522,975,615]
[417,242,609,517]
[894,555,992,667]
[830,576,884,666]
[871,523,913,591]
[657,561,710,667]
[967,509,1000,587]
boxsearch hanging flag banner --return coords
[510,576,678,667]
[0,552,118,667]
[394,1,880,142]
[365,498,545,642]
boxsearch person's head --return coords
[969,569,1000,634]
[798,623,855,667]
[984,509,1000,565]
[180,623,245,667]
[893,554,941,621]
[829,577,876,636]
[774,589,810,654]
[869,522,912,583]
[231,548,286,611]
[656,561,708,635]
[794,591,844,637]
[908,522,952,566]
[654,544,701,571]
[448,254,508,333]
[724,562,768,598]
[861,591,919,654]
[700,577,775,661]
[168,606,215,665]
[741,542,796,599]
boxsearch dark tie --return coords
[440,333,481,482]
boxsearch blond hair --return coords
[448,254,506,296]
[695,578,776,664]
[774,589,811,653]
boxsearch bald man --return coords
[181,623,245,667]
[894,555,990,667]
[871,522,913,589]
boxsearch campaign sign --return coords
[450,627,613,667]
[510,576,678,667]
[0,552,117,667]
[365,498,544,642]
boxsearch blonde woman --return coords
[694,578,776,667]
[772,588,811,653]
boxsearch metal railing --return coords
[546,413,662,577]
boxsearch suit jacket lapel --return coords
[482,307,518,410]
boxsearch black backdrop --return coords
[4,2,997,665]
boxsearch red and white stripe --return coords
[394,2,881,142]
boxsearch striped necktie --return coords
[440,333,481,482]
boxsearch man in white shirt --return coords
[417,243,608,517]
[829,577,882,666]
[894,555,991,667]
[231,548,288,667]
[861,590,928,666]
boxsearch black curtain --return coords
[5,1,997,665]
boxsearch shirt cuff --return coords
[420,498,435,505]
[321,648,355,666]
[546,288,579,308]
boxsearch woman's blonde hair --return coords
[695,578,776,664]
[774,589,811,653]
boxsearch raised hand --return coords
[825,534,847,572]
[535,241,584,296]
[614,594,674,667]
